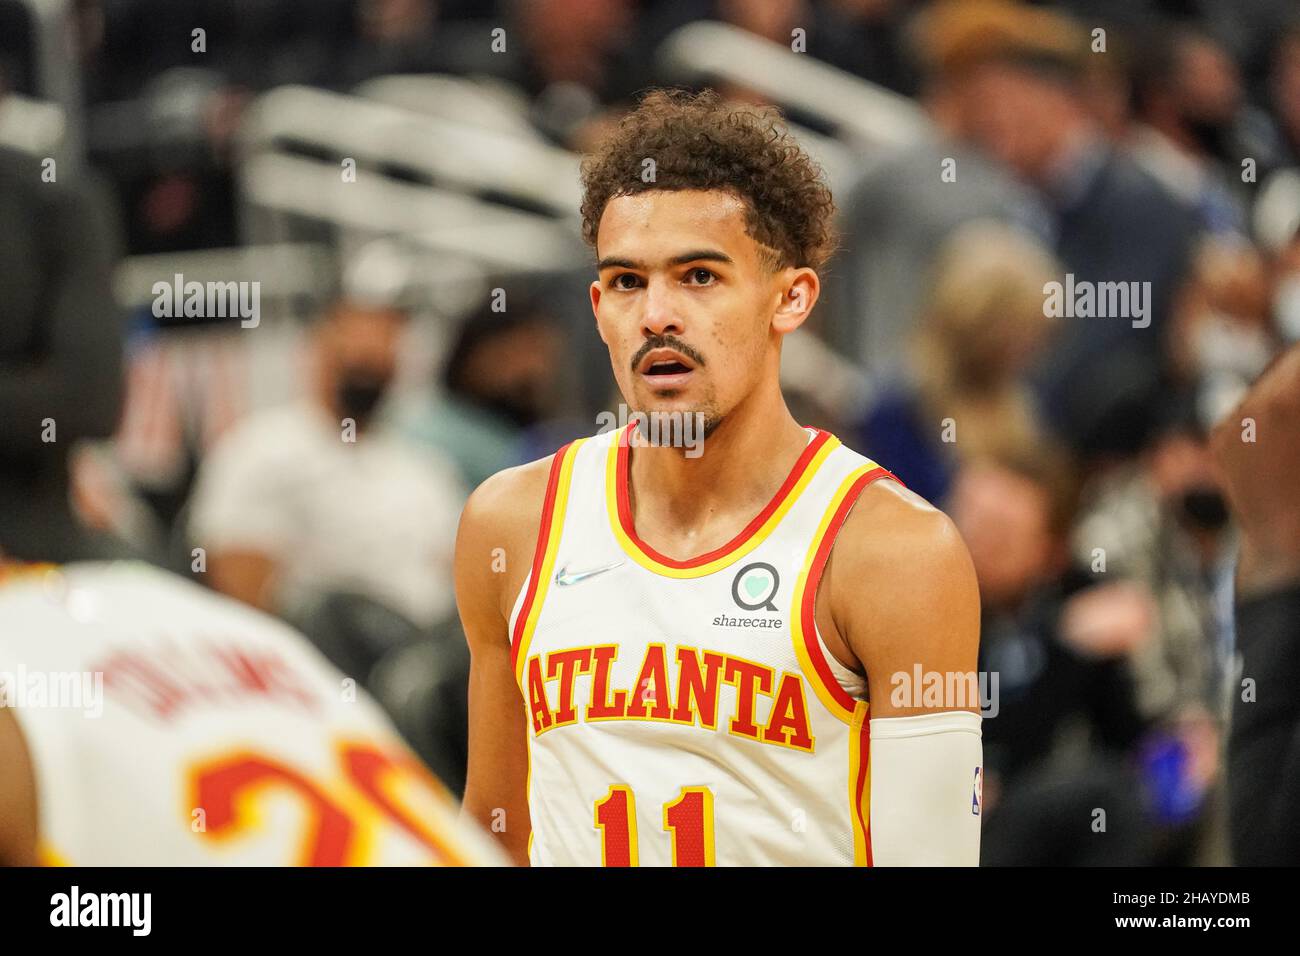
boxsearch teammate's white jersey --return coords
[509,423,903,866]
[0,561,501,866]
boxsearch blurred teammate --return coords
[456,89,982,866]
[0,556,501,866]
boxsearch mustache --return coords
[630,335,707,374]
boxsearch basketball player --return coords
[456,89,983,866]
[0,556,502,865]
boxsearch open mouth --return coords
[637,350,697,390]
[644,359,693,376]
[637,348,698,386]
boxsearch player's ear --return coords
[590,280,609,344]
[772,268,818,335]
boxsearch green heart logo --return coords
[732,562,780,612]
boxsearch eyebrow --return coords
[596,249,735,271]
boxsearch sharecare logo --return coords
[731,562,780,612]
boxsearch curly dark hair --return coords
[579,88,837,272]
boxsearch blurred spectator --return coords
[817,2,1051,368]
[809,0,919,96]
[78,0,251,254]
[1168,238,1279,424]
[1071,393,1236,728]
[187,300,465,628]
[395,291,569,488]
[824,132,1043,377]
[1129,26,1251,235]
[637,0,918,107]
[0,144,131,563]
[912,0,1202,459]
[1073,18,1134,142]
[948,444,1156,864]
[857,221,1057,505]
[1243,21,1300,181]
[471,0,640,148]
[336,0,445,88]
[0,0,36,96]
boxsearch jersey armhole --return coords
[796,465,904,720]
[506,569,533,640]
[507,441,581,674]
[504,444,572,646]
[824,468,906,694]
[810,485,884,704]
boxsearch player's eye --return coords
[685,268,716,286]
[611,273,641,290]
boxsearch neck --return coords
[626,384,809,547]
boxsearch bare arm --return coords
[1210,344,1300,864]
[0,708,40,866]
[1210,344,1300,597]
[823,479,983,865]
[455,458,553,866]
[828,480,982,715]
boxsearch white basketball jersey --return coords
[0,561,501,866]
[508,423,899,866]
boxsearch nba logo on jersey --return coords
[972,767,983,816]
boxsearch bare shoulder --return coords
[459,454,557,540]
[836,479,972,578]
[826,478,981,713]
[455,453,561,629]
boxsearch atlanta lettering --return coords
[523,644,815,752]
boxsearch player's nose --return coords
[640,277,684,338]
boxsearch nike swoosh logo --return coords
[554,559,625,586]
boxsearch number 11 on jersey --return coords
[594,785,715,866]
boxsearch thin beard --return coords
[630,412,722,445]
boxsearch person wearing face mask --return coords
[1071,393,1237,729]
[1064,393,1238,862]
[944,443,1149,863]
[185,300,466,632]
[392,292,572,491]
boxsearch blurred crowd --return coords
[3,0,1300,864]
